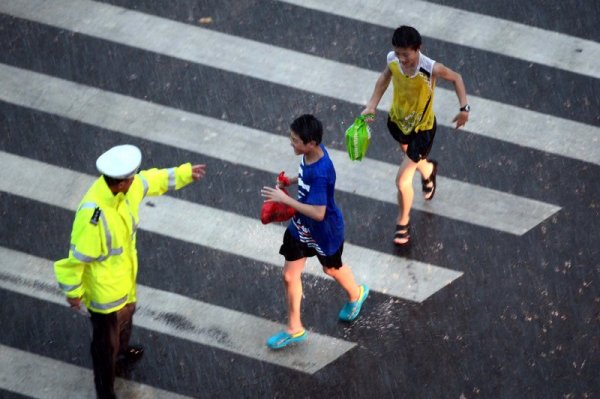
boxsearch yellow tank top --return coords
[387,51,436,135]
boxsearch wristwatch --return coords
[460,104,471,112]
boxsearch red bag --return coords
[261,171,296,224]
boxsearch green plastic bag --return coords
[345,114,373,161]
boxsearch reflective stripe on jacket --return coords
[54,163,194,314]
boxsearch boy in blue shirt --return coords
[261,114,369,349]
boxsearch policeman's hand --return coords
[453,111,469,129]
[67,297,90,317]
[192,164,207,181]
[67,296,82,310]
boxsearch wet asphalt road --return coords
[0,1,598,398]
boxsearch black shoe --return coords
[421,159,438,201]
[116,346,143,377]
[120,345,144,364]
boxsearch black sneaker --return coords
[119,345,144,364]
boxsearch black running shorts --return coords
[279,229,344,269]
[387,116,437,163]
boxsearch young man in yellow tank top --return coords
[362,26,469,245]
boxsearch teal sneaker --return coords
[266,329,308,349]
[338,285,369,322]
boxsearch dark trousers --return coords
[89,303,136,399]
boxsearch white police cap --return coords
[96,144,142,179]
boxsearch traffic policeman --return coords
[54,144,206,399]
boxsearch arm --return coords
[54,257,85,304]
[54,209,100,308]
[361,67,392,121]
[55,255,90,314]
[432,62,469,129]
[138,163,206,197]
[261,186,326,222]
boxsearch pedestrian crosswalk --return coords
[0,246,355,374]
[0,150,462,302]
[281,0,600,79]
[0,344,195,399]
[0,0,597,397]
[0,64,560,235]
[2,0,599,165]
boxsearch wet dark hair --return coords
[392,26,422,50]
[290,114,323,145]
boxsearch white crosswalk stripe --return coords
[0,64,561,235]
[0,344,195,399]
[0,0,599,166]
[281,0,600,79]
[0,246,356,374]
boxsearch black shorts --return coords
[279,229,344,269]
[387,116,437,163]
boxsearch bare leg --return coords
[282,258,307,334]
[323,264,360,301]
[394,143,436,243]
[396,156,419,226]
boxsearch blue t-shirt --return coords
[288,145,344,256]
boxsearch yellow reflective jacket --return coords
[54,163,194,314]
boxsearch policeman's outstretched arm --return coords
[138,162,205,198]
